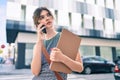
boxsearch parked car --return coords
[114,64,120,80]
[114,56,120,80]
[81,56,115,74]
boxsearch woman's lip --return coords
[47,22,51,25]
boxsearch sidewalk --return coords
[0,64,87,80]
[0,64,32,75]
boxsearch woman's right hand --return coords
[36,23,45,42]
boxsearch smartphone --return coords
[41,25,47,34]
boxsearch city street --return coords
[0,72,115,80]
[0,64,116,80]
[68,73,115,80]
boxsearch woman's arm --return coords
[61,51,83,72]
[31,23,45,76]
[31,41,42,76]
[50,48,84,72]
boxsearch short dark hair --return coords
[33,7,53,27]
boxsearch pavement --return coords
[0,64,87,80]
[0,64,115,80]
[0,64,32,75]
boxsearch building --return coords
[1,0,120,69]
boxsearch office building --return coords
[1,0,120,69]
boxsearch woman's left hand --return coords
[50,48,64,62]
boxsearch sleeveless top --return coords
[32,32,67,80]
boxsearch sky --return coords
[0,0,7,44]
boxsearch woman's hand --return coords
[50,48,84,72]
[36,23,45,42]
[50,48,64,62]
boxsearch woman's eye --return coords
[47,13,51,17]
[39,16,44,20]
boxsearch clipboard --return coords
[49,29,81,73]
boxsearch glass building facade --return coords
[1,0,120,68]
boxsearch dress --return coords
[32,32,67,80]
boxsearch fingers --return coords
[50,48,61,56]
[36,23,44,30]
[37,23,44,29]
[50,48,62,62]
[51,47,60,51]
[50,54,55,61]
[50,48,57,60]
[37,25,43,33]
[36,24,46,41]
[50,50,56,61]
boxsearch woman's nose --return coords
[45,16,49,21]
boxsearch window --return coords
[105,8,114,19]
[116,47,120,57]
[80,46,95,56]
[100,46,113,61]
[80,2,88,14]
[25,43,34,66]
[95,57,106,62]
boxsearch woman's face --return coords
[38,10,54,29]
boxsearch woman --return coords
[31,7,83,80]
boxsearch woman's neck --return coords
[45,28,57,40]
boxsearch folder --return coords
[49,29,81,73]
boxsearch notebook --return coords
[49,29,81,73]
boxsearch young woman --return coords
[31,7,83,80]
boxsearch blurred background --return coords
[0,0,120,80]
